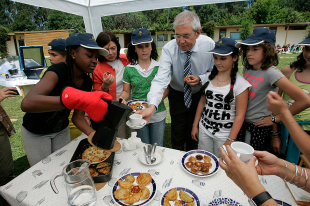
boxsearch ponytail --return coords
[224,54,239,104]
[200,65,218,95]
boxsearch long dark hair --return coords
[290,52,306,72]
[127,41,158,65]
[200,54,239,104]
[65,45,92,90]
[241,42,279,70]
[96,31,121,62]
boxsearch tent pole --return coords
[88,0,95,36]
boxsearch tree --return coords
[0,26,9,58]
[202,20,216,39]
[241,16,254,40]
[47,10,85,33]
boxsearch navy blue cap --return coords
[235,28,276,48]
[206,38,238,56]
[66,33,109,56]
[131,28,153,45]
[48,38,66,52]
[297,33,310,46]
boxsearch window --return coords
[285,26,307,30]
[219,31,226,39]
[171,34,175,40]
[230,32,241,40]
[157,34,168,41]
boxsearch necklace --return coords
[216,75,230,87]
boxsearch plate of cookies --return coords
[127,99,149,112]
[181,150,219,177]
[160,187,200,206]
[112,172,157,206]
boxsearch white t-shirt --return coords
[107,59,125,99]
[199,73,251,140]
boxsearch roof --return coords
[8,29,74,36]
[216,22,310,29]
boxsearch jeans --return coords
[198,129,226,158]
[136,118,166,146]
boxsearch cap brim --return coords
[205,51,233,56]
[132,37,153,46]
[235,40,264,48]
[80,44,109,56]
[297,40,310,46]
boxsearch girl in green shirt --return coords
[119,28,168,146]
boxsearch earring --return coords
[73,57,75,59]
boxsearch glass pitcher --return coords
[50,159,97,206]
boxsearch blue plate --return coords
[112,172,156,206]
[181,150,219,177]
[208,197,242,206]
[274,199,292,206]
[127,99,148,112]
[160,187,200,206]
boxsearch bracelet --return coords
[294,166,303,185]
[300,168,308,189]
[271,131,278,133]
[283,160,288,181]
[227,136,235,142]
[288,164,299,183]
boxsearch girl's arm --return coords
[274,76,310,122]
[224,89,248,145]
[119,82,131,104]
[72,110,95,136]
[191,95,206,141]
[21,71,65,112]
[278,65,295,96]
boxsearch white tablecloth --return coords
[0,78,39,96]
[0,134,297,206]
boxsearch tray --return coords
[70,138,115,183]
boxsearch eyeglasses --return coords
[175,32,196,40]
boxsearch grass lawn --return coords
[3,52,300,177]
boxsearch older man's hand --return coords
[135,105,156,121]
[186,75,200,87]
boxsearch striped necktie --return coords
[184,50,193,108]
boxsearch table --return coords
[0,78,39,97]
[0,134,297,206]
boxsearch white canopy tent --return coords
[12,0,246,38]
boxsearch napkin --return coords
[121,132,144,151]
[286,182,310,202]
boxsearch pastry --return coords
[179,189,194,203]
[129,185,141,194]
[125,174,135,183]
[185,202,195,206]
[96,162,110,169]
[191,165,200,173]
[136,173,152,186]
[98,166,111,174]
[188,156,197,162]
[118,180,133,189]
[124,193,141,204]
[82,146,111,163]
[203,155,212,163]
[175,199,183,206]
[185,161,194,168]
[165,188,177,201]
[140,186,150,200]
[114,188,130,200]
[184,76,191,82]
[194,161,202,167]
[163,197,171,206]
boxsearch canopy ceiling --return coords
[12,0,246,38]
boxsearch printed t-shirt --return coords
[22,62,92,134]
[123,59,166,123]
[199,73,251,140]
[243,66,284,123]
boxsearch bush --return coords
[202,20,216,39]
[0,26,9,58]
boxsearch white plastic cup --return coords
[129,114,143,126]
[231,142,254,163]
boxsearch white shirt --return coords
[107,59,125,99]
[147,35,215,107]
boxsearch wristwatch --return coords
[271,115,277,124]
[248,191,273,206]
[199,77,202,85]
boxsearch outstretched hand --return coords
[135,105,156,121]
[266,91,288,115]
[0,87,18,102]
[254,150,281,176]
